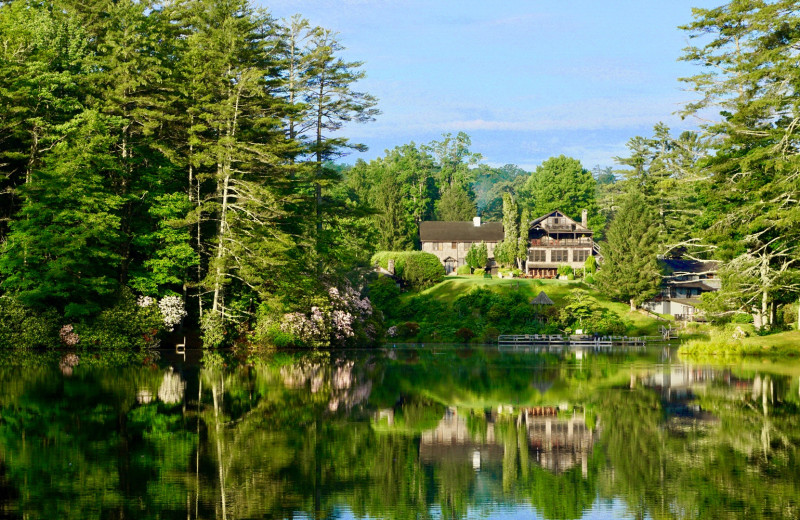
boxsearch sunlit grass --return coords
[405,276,668,335]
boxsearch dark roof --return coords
[673,281,716,291]
[419,221,504,242]
[669,298,701,307]
[531,291,554,305]
[528,210,591,233]
[661,259,721,275]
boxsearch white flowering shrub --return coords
[158,296,186,331]
[137,295,156,308]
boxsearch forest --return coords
[1,0,799,349]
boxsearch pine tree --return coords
[596,192,662,310]
[679,0,800,326]
[435,185,476,221]
[180,0,294,324]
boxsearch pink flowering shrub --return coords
[272,281,380,348]
[59,324,80,346]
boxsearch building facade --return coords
[643,259,720,320]
[525,210,599,278]
[419,217,504,274]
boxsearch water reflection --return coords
[0,347,799,519]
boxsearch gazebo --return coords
[531,291,554,306]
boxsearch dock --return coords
[498,334,670,349]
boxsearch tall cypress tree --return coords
[596,191,662,311]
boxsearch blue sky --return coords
[262,0,721,171]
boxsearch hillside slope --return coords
[378,275,668,343]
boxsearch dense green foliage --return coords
[596,192,662,310]
[522,156,604,233]
[371,251,445,288]
[465,242,488,270]
[0,0,379,348]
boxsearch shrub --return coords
[404,254,446,288]
[78,289,164,349]
[732,312,754,324]
[371,251,444,288]
[398,321,420,338]
[557,264,573,277]
[584,255,597,274]
[584,275,596,285]
[0,297,60,349]
[482,327,501,343]
[455,327,475,343]
[567,273,575,280]
[456,264,472,275]
[368,276,401,313]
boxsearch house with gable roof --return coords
[525,210,600,278]
[419,217,504,274]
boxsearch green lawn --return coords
[405,275,668,336]
[679,329,800,359]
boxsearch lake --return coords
[1,345,799,519]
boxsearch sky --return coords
[262,0,722,172]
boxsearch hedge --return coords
[371,251,445,288]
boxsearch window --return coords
[530,249,546,262]
[451,242,457,249]
[552,218,560,225]
[573,250,589,263]
[552,250,568,263]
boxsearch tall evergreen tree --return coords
[596,192,662,311]
[302,28,379,250]
[679,0,800,326]
[435,184,476,221]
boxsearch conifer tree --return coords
[679,0,800,326]
[596,192,662,311]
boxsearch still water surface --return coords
[1,345,799,519]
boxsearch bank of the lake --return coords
[679,329,800,360]
[377,275,670,344]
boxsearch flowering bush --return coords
[59,324,80,346]
[158,296,186,331]
[77,289,164,349]
[274,281,379,348]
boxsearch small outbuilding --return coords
[531,291,554,306]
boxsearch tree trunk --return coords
[212,174,230,313]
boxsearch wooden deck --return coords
[498,334,671,348]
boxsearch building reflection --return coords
[420,405,595,477]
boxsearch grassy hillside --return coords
[378,275,668,343]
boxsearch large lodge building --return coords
[420,210,600,278]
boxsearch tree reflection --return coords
[1,350,800,519]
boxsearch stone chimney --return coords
[581,209,588,228]
[473,216,481,227]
